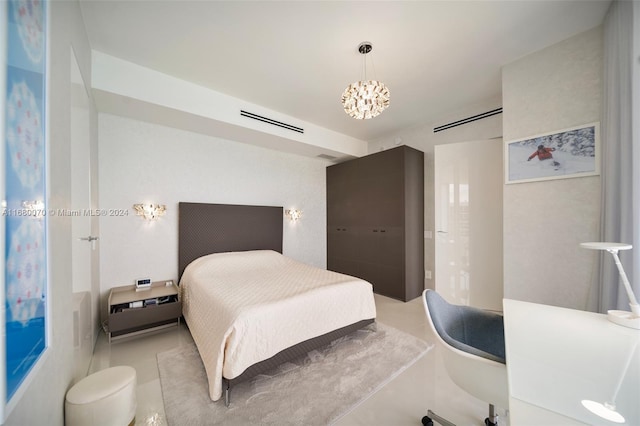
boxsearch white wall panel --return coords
[502,27,602,310]
[369,96,503,293]
[98,113,330,319]
[7,1,99,424]
[435,139,503,311]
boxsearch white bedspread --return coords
[179,250,377,401]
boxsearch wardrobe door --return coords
[327,161,361,277]
[359,149,403,226]
[327,226,363,278]
[327,161,359,228]
[366,227,405,300]
[403,146,425,301]
[356,147,405,293]
[359,262,405,300]
[369,171,404,227]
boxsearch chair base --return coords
[422,409,455,426]
[422,404,499,426]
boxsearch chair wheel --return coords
[422,415,434,426]
[485,417,498,426]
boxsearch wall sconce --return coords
[285,209,302,221]
[133,203,166,221]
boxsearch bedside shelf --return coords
[107,280,181,342]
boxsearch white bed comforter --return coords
[179,250,377,401]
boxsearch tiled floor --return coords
[89,294,507,425]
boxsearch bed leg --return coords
[224,382,230,407]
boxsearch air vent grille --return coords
[240,110,304,134]
[317,154,338,160]
[434,108,502,133]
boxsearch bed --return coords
[178,202,377,405]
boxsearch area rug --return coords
[157,322,431,425]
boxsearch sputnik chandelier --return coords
[341,41,390,120]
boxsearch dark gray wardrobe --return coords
[326,145,424,302]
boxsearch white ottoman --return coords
[65,365,137,426]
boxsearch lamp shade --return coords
[580,242,632,251]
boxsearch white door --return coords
[70,48,95,381]
[70,49,92,293]
[434,139,503,311]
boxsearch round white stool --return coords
[65,365,137,426]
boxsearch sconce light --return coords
[285,209,302,221]
[133,203,166,221]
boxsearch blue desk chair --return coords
[422,289,508,426]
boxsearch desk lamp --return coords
[580,242,640,330]
[581,339,638,424]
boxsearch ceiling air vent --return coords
[433,108,502,133]
[240,110,304,134]
[317,154,338,160]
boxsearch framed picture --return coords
[505,122,600,184]
[2,0,49,420]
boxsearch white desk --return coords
[503,299,640,425]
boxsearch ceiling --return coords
[79,1,611,142]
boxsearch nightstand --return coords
[107,280,182,342]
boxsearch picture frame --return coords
[505,122,600,184]
[2,0,49,421]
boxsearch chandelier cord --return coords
[369,51,377,83]
[361,46,379,83]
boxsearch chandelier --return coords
[341,42,390,120]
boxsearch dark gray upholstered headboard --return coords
[178,202,283,280]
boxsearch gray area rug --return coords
[157,322,431,425]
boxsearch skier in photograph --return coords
[528,144,560,168]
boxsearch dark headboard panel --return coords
[178,202,283,280]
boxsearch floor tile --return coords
[89,293,508,425]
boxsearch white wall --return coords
[98,113,331,318]
[369,96,503,292]
[502,27,602,310]
[6,1,98,424]
[370,27,603,310]
[91,52,369,160]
